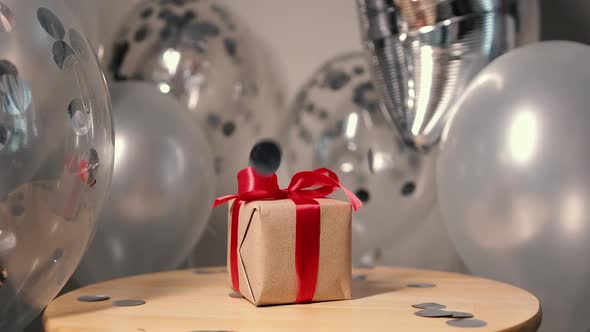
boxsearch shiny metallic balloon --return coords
[74,82,215,285]
[357,0,539,149]
[285,53,462,270]
[438,42,590,331]
[0,1,114,331]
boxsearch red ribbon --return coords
[212,167,362,303]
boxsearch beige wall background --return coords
[97,0,362,101]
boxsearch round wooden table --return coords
[43,267,541,332]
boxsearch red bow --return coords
[213,167,362,303]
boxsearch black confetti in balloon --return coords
[0,266,6,287]
[140,7,154,19]
[68,98,84,118]
[0,2,14,33]
[401,181,416,197]
[224,38,237,58]
[37,7,65,40]
[134,25,151,42]
[69,29,89,61]
[324,70,351,90]
[214,157,223,175]
[52,248,64,262]
[318,109,328,120]
[207,113,221,128]
[0,59,17,76]
[52,41,75,70]
[158,8,174,21]
[10,205,24,217]
[110,40,130,81]
[353,66,365,75]
[355,189,371,203]
[222,121,236,137]
[0,124,8,147]
[353,81,379,113]
[250,140,282,175]
[304,103,315,113]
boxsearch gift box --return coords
[213,167,362,306]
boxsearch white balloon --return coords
[438,41,590,331]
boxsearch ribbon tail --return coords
[212,194,239,208]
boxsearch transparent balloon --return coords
[0,1,114,331]
[438,42,590,331]
[62,0,100,52]
[357,0,539,149]
[285,53,462,269]
[106,0,286,265]
[74,82,215,285]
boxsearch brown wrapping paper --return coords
[227,198,352,306]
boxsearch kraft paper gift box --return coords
[227,198,352,306]
[213,167,362,306]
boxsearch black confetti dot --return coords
[86,148,99,187]
[250,140,282,175]
[222,121,236,137]
[224,38,237,58]
[140,7,154,19]
[187,21,220,37]
[324,70,351,90]
[407,282,436,288]
[0,59,16,76]
[52,248,64,262]
[401,181,416,197]
[160,26,172,39]
[353,81,379,113]
[0,266,6,287]
[10,205,24,217]
[0,124,8,148]
[68,98,84,118]
[182,10,196,23]
[134,25,151,42]
[304,103,315,113]
[69,29,89,60]
[352,274,368,281]
[354,66,365,75]
[52,41,75,70]
[78,295,110,302]
[110,40,130,81]
[0,2,14,33]
[207,113,221,128]
[446,319,488,328]
[355,188,370,203]
[113,299,146,307]
[318,109,328,120]
[229,291,243,298]
[38,7,65,40]
[158,9,174,21]
[214,157,223,175]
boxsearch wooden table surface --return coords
[44,266,541,332]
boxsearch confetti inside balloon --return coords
[285,53,462,270]
[0,1,114,331]
[106,0,286,264]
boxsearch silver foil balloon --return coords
[285,53,462,271]
[0,1,114,331]
[357,0,539,149]
[106,0,285,265]
[438,42,590,331]
[74,82,215,285]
